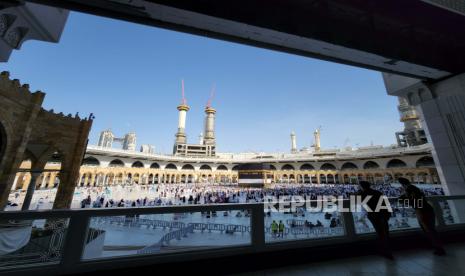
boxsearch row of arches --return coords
[276,171,440,185]
[77,172,238,186]
[84,156,435,171]
[92,158,222,171]
[12,168,440,190]
[276,157,434,171]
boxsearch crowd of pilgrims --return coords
[77,183,445,209]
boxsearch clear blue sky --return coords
[2,12,402,154]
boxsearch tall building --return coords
[140,144,154,154]
[98,130,114,148]
[122,132,136,151]
[98,129,137,151]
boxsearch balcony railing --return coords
[0,195,464,274]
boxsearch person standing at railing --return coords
[278,220,285,238]
[357,181,393,260]
[397,177,446,256]
[271,220,278,238]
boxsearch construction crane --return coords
[181,79,187,105]
[206,83,215,108]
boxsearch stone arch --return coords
[341,162,358,170]
[82,156,100,166]
[416,156,435,168]
[363,161,380,169]
[132,161,144,168]
[200,164,212,171]
[165,163,177,170]
[216,165,228,171]
[150,162,160,169]
[133,173,140,184]
[386,159,407,168]
[232,165,240,171]
[116,173,124,184]
[269,164,277,170]
[109,159,124,167]
[281,164,295,171]
[300,163,314,170]
[181,164,195,170]
[320,163,336,171]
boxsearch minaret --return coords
[203,106,216,145]
[175,80,189,144]
[203,85,216,145]
[313,128,321,152]
[290,131,297,153]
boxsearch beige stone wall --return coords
[0,71,92,209]
[0,71,44,207]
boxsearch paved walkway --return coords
[236,242,465,275]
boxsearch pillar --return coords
[384,73,465,195]
[22,170,42,211]
[11,174,19,191]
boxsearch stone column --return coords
[41,173,47,188]
[90,174,96,187]
[48,173,56,188]
[11,174,19,191]
[22,170,42,211]
[384,73,465,195]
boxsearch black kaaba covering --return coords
[236,163,273,171]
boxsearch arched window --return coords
[181,164,194,170]
[387,159,407,168]
[320,163,336,170]
[232,165,240,171]
[341,162,358,170]
[82,156,100,166]
[300,163,314,170]
[200,164,212,171]
[165,163,177,170]
[150,162,160,169]
[132,161,144,168]
[281,164,295,171]
[416,156,435,168]
[109,159,124,167]
[217,165,228,171]
[268,164,277,170]
[363,161,380,169]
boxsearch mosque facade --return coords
[11,90,440,190]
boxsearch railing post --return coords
[60,213,90,272]
[341,200,357,241]
[251,203,265,251]
[430,198,446,230]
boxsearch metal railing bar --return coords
[0,203,260,219]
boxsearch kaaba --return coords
[237,163,274,187]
